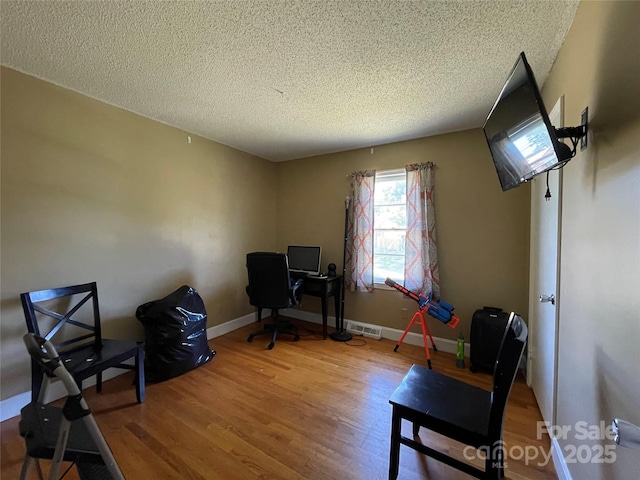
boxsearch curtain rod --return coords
[346,170,375,178]
[346,162,436,177]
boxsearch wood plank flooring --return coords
[1,318,557,480]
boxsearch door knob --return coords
[539,294,555,305]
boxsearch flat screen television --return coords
[287,245,322,275]
[483,52,573,191]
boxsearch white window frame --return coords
[373,168,407,287]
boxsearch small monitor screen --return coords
[287,246,322,275]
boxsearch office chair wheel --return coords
[294,335,300,342]
[247,334,254,343]
[268,342,275,350]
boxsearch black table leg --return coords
[389,408,401,479]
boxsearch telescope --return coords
[385,278,460,329]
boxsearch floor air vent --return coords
[346,321,382,340]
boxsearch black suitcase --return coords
[469,306,509,373]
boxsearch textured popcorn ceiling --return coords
[1,0,578,161]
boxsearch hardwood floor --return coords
[1,319,557,480]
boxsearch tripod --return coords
[394,308,438,369]
[385,277,460,369]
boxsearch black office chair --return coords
[21,282,145,404]
[388,312,528,480]
[245,252,303,349]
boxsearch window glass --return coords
[373,169,406,284]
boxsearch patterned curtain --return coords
[345,170,376,292]
[404,162,440,298]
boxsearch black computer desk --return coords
[292,274,343,339]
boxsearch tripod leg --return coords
[427,325,437,352]
[418,312,433,369]
[394,314,418,352]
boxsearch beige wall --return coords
[276,129,531,340]
[0,69,529,403]
[0,67,277,400]
[1,5,637,478]
[540,2,640,479]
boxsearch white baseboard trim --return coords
[0,312,261,423]
[281,308,470,357]
[0,366,129,422]
[281,307,336,326]
[551,437,572,480]
[0,391,31,423]
[1,309,467,422]
[206,312,260,339]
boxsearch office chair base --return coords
[247,321,300,349]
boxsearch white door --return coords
[527,97,563,425]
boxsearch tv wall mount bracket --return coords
[554,123,588,162]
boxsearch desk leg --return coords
[334,284,341,333]
[321,293,328,339]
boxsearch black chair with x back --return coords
[21,282,145,404]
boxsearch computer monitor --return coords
[287,246,322,275]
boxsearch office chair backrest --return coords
[21,282,103,352]
[488,312,528,437]
[246,252,294,309]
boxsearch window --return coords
[347,163,437,295]
[373,169,406,284]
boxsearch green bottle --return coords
[456,333,465,368]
